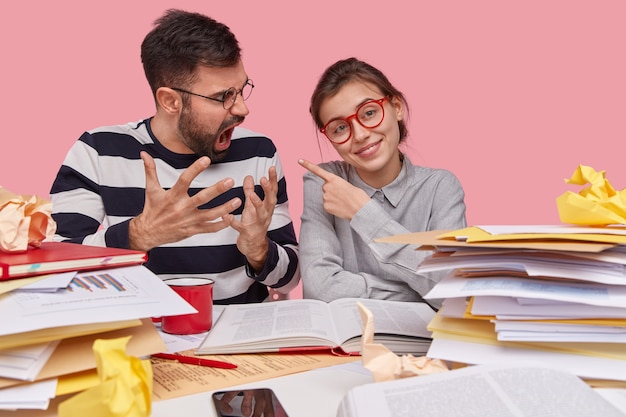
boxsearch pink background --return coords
[2,1,625,296]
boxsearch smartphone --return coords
[212,388,289,417]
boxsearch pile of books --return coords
[0,242,194,410]
[379,225,626,386]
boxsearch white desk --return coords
[152,362,374,417]
[0,363,373,417]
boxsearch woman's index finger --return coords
[298,159,335,182]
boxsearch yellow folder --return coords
[0,318,165,390]
[428,312,626,361]
[376,228,616,252]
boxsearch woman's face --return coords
[319,81,404,188]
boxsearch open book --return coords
[337,364,626,417]
[195,298,435,356]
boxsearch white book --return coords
[195,298,435,356]
[337,364,626,417]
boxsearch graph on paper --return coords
[10,269,151,312]
[0,266,197,337]
[68,273,127,292]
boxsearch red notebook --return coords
[0,242,148,280]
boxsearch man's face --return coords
[177,61,250,161]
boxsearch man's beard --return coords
[178,106,244,162]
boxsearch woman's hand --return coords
[299,159,370,220]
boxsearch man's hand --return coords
[230,166,278,273]
[299,159,370,220]
[129,151,242,251]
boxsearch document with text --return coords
[337,364,626,417]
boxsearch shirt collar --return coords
[348,154,411,208]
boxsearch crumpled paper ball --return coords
[0,186,56,252]
[556,165,626,226]
[357,302,448,382]
[58,336,153,417]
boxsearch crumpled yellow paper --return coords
[0,186,56,252]
[357,302,448,382]
[557,165,626,226]
[58,336,152,417]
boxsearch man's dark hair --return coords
[141,9,241,95]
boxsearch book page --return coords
[197,299,341,354]
[338,365,626,417]
[595,388,626,411]
[329,299,434,345]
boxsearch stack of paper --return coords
[0,263,196,411]
[378,225,626,385]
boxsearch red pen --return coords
[151,352,237,369]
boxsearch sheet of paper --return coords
[0,320,140,351]
[376,229,616,252]
[427,337,626,382]
[492,316,626,342]
[443,226,626,245]
[428,312,626,362]
[151,349,360,401]
[595,388,626,410]
[425,273,626,308]
[493,320,626,333]
[155,305,225,353]
[0,340,59,380]
[0,275,52,295]
[14,272,76,292]
[478,224,626,236]
[438,297,468,318]
[0,265,195,336]
[419,252,626,285]
[497,331,626,343]
[0,318,165,391]
[0,379,57,411]
[471,295,626,319]
[445,245,626,265]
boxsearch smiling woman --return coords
[299,57,467,307]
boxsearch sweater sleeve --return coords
[50,135,117,248]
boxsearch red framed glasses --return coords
[320,97,389,144]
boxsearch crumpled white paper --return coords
[0,186,56,252]
[357,301,448,382]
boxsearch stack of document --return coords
[0,264,196,411]
[378,225,626,385]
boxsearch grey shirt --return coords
[300,156,467,307]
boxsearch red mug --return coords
[162,277,214,335]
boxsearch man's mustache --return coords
[222,116,245,130]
